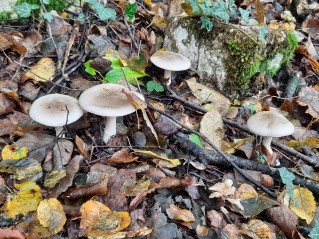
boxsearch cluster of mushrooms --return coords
[29,50,295,154]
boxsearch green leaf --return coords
[154,84,164,92]
[239,8,250,23]
[200,16,213,32]
[278,167,295,197]
[43,12,53,22]
[127,55,148,72]
[189,133,203,147]
[105,67,147,84]
[43,0,50,4]
[14,2,39,18]
[309,222,319,239]
[84,60,96,76]
[125,3,138,21]
[146,81,156,91]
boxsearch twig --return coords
[148,104,278,198]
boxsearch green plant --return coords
[146,81,164,92]
[278,167,295,197]
[125,2,137,22]
[85,0,116,21]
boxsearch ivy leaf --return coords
[258,26,268,43]
[189,133,203,147]
[200,16,213,32]
[43,0,50,4]
[239,8,250,23]
[125,3,138,21]
[14,3,39,18]
[278,167,295,197]
[43,12,53,22]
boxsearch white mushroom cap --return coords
[29,94,83,127]
[79,83,144,117]
[247,111,295,137]
[150,50,191,72]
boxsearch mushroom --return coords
[29,94,83,137]
[150,50,191,85]
[247,111,295,155]
[79,83,145,144]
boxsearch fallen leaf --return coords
[295,46,319,73]
[298,87,319,114]
[268,22,296,31]
[241,219,272,239]
[53,139,74,166]
[222,224,243,239]
[1,145,28,160]
[207,210,227,229]
[108,149,138,164]
[186,78,231,116]
[235,183,258,200]
[37,198,67,234]
[141,108,159,144]
[266,205,298,238]
[196,225,209,237]
[134,150,181,166]
[75,135,92,158]
[44,170,67,188]
[289,187,316,224]
[21,58,56,83]
[0,92,16,115]
[4,181,41,218]
[166,204,195,222]
[288,137,319,151]
[200,109,224,149]
[256,0,265,25]
[0,228,26,239]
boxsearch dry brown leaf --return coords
[266,205,298,238]
[0,33,12,51]
[37,198,67,234]
[75,135,91,158]
[0,32,26,54]
[207,210,227,229]
[108,149,139,164]
[256,0,265,25]
[222,224,244,239]
[235,183,258,200]
[21,58,56,83]
[196,225,209,237]
[166,204,195,222]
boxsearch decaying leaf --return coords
[44,170,67,188]
[166,204,195,223]
[241,219,272,239]
[295,46,319,74]
[108,149,139,164]
[289,187,316,224]
[4,181,42,218]
[0,228,26,239]
[21,58,56,83]
[37,198,67,234]
[1,144,28,160]
[75,135,92,158]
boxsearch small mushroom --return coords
[29,94,83,137]
[150,50,191,85]
[247,111,295,155]
[79,83,145,144]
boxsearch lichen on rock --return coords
[163,18,298,95]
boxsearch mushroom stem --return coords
[163,70,172,85]
[262,136,273,155]
[103,116,117,144]
[55,126,65,138]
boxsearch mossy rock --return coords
[0,0,68,20]
[163,18,298,96]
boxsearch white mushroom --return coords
[29,94,83,137]
[150,50,191,85]
[79,83,145,144]
[247,111,295,155]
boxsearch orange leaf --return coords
[166,204,195,222]
[295,46,319,73]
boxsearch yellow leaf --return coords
[4,181,41,218]
[143,0,152,7]
[151,16,168,30]
[241,219,272,239]
[289,187,316,224]
[134,150,181,166]
[1,145,28,160]
[235,183,258,200]
[37,198,67,234]
[21,58,56,82]
[268,22,296,31]
[288,137,319,151]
